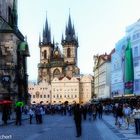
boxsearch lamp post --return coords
[0,63,16,101]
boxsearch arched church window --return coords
[53,68,60,78]
[67,48,71,57]
[44,50,47,59]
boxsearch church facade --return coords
[28,14,93,105]
[38,14,80,83]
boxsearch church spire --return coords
[62,12,78,46]
[42,13,51,45]
[67,13,73,34]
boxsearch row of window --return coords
[132,33,140,40]
[32,95,50,98]
[52,95,78,98]
[32,94,78,98]
[42,48,72,59]
[29,88,48,90]
[53,88,77,91]
[133,46,139,57]
[53,88,89,92]
[134,79,140,91]
[134,60,140,67]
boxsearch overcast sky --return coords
[18,0,140,81]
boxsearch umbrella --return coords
[15,101,24,107]
[0,100,12,105]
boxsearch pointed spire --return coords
[72,24,75,35]
[61,33,64,42]
[53,37,55,45]
[12,0,18,29]
[67,13,73,34]
[48,27,51,43]
[45,12,49,36]
[75,35,79,47]
[42,13,52,44]
[76,36,79,43]
[39,34,41,45]
[63,12,78,45]
[65,23,68,35]
[43,26,46,43]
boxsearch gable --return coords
[97,57,105,67]
[52,77,59,82]
[71,77,79,82]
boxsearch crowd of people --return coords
[1,101,140,137]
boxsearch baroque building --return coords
[28,81,51,104]
[93,53,111,99]
[29,75,93,104]
[0,0,30,103]
[38,14,80,83]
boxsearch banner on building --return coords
[124,39,134,94]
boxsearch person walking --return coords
[123,103,132,129]
[2,105,9,125]
[116,104,124,128]
[15,106,22,125]
[35,106,41,124]
[98,103,103,119]
[82,105,87,120]
[92,105,97,120]
[73,104,82,137]
[132,104,140,135]
[29,108,34,124]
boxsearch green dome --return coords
[19,41,28,51]
[18,41,30,56]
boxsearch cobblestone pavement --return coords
[102,114,140,140]
[0,113,29,126]
[0,114,121,140]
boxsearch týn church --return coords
[28,13,93,105]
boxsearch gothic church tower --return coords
[38,14,80,83]
[61,14,80,77]
[38,15,53,83]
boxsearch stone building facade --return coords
[93,53,111,99]
[29,75,93,104]
[28,81,51,104]
[0,0,30,103]
[51,76,80,104]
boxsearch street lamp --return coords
[0,63,16,100]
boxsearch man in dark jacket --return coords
[2,105,9,125]
[15,106,22,125]
[73,104,82,137]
